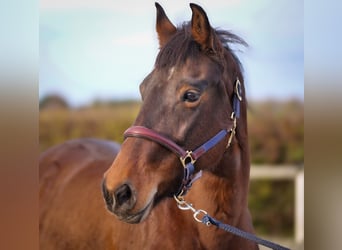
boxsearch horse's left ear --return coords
[190,3,214,52]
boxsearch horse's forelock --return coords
[155,24,246,93]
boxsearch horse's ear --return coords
[190,3,213,52]
[155,2,177,48]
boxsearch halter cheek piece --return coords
[124,78,242,198]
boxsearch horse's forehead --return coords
[146,56,221,91]
[176,57,221,80]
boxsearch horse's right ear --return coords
[155,2,177,48]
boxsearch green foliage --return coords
[249,180,294,237]
[39,94,69,110]
[39,101,140,152]
[248,100,304,164]
[245,100,303,236]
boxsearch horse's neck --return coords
[167,149,251,249]
[142,144,252,249]
[187,142,250,223]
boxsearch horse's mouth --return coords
[115,197,154,224]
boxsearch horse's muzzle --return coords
[102,181,136,214]
[102,180,156,224]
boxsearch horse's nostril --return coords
[102,180,114,208]
[114,184,133,207]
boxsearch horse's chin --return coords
[115,197,154,224]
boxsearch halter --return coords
[123,80,290,250]
[124,78,242,198]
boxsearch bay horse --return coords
[40,3,258,249]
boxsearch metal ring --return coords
[193,209,208,223]
[177,202,193,211]
[235,78,242,101]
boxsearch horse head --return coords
[102,3,248,224]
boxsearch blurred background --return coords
[39,0,303,249]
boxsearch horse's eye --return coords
[183,91,200,103]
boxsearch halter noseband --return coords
[124,78,242,198]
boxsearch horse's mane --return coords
[155,23,247,77]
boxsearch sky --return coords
[40,0,303,107]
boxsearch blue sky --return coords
[40,0,303,107]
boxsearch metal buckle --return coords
[226,112,237,148]
[180,150,196,168]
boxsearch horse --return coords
[39,3,258,249]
